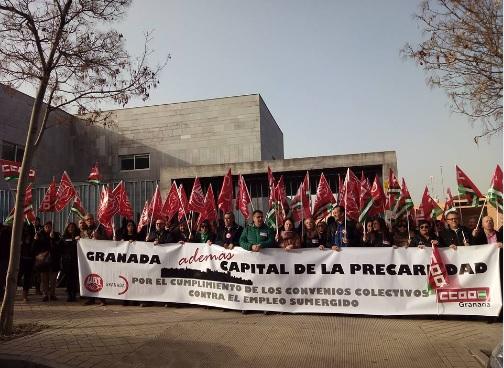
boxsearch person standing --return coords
[216,212,243,250]
[439,212,473,249]
[239,210,275,252]
[61,222,81,302]
[33,221,61,302]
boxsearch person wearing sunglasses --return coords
[410,220,439,249]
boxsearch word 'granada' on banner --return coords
[77,241,502,316]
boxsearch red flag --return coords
[442,187,457,222]
[203,184,217,222]
[456,165,483,207]
[429,243,449,290]
[148,184,164,221]
[421,186,443,220]
[137,200,150,233]
[395,178,414,218]
[162,182,180,223]
[369,175,386,217]
[359,174,372,223]
[71,192,86,219]
[54,171,77,212]
[267,166,276,208]
[88,162,101,184]
[97,185,118,225]
[313,173,336,220]
[341,168,360,221]
[291,172,311,223]
[38,177,57,213]
[236,174,252,219]
[275,176,291,224]
[487,165,503,211]
[385,168,401,211]
[112,181,133,220]
[217,169,233,213]
[337,174,344,206]
[178,184,189,222]
[188,177,206,214]
[24,184,36,224]
[0,159,36,182]
[197,185,217,228]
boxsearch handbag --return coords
[35,251,52,271]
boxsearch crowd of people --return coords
[0,206,502,307]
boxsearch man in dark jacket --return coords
[216,212,243,250]
[326,206,360,250]
[439,212,473,249]
[146,219,173,245]
[239,210,274,252]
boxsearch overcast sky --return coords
[114,0,502,203]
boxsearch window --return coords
[2,141,24,161]
[120,154,150,171]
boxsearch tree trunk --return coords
[0,79,48,335]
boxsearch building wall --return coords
[103,94,284,182]
[259,96,283,160]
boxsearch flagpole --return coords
[175,182,192,239]
[476,197,488,230]
[147,185,158,237]
[406,214,411,243]
[455,165,464,225]
[344,169,348,235]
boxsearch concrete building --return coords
[0,83,397,227]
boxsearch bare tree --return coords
[0,0,166,335]
[402,0,502,142]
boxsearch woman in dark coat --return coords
[33,221,61,302]
[60,222,80,302]
[409,220,438,248]
[364,217,392,247]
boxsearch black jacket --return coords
[216,223,243,247]
[146,229,173,244]
[327,218,360,247]
[409,233,438,247]
[33,230,61,272]
[472,228,503,245]
[438,226,473,247]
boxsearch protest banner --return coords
[78,240,501,316]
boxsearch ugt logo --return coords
[84,273,104,293]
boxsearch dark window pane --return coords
[15,147,24,161]
[2,141,16,161]
[120,155,134,171]
[135,154,149,170]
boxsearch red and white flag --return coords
[38,177,57,213]
[112,181,134,220]
[428,243,449,290]
[267,166,276,208]
[0,159,36,182]
[385,168,401,212]
[313,173,336,220]
[54,171,77,212]
[369,174,386,217]
[236,174,252,220]
[203,184,217,223]
[341,168,360,221]
[188,177,206,214]
[291,172,311,223]
[421,186,443,220]
[178,184,189,222]
[162,182,180,223]
[97,185,118,225]
[148,184,164,221]
[217,169,233,214]
[88,162,101,184]
[137,201,151,233]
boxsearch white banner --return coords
[78,240,502,316]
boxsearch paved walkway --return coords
[0,289,502,368]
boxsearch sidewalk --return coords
[0,289,502,368]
